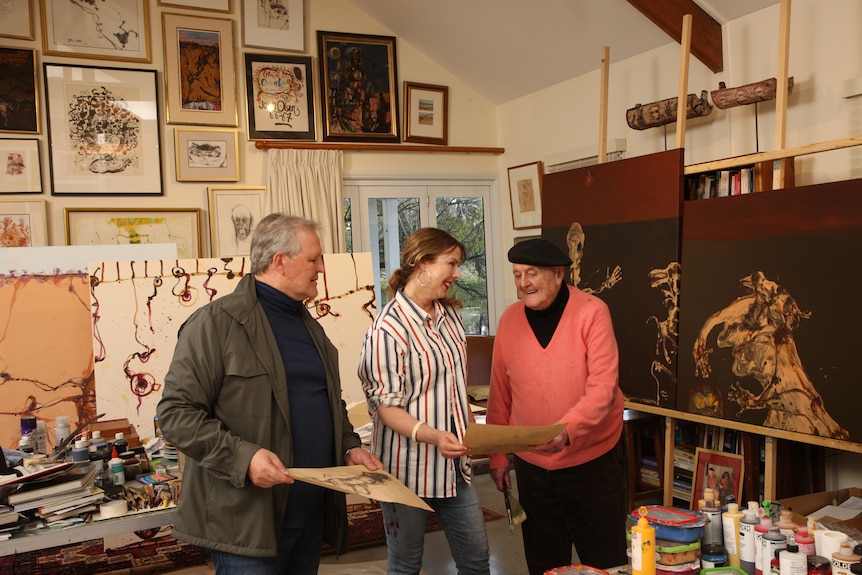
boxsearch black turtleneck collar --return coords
[256,279,303,315]
[524,283,569,348]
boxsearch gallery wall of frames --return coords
[0,0,453,255]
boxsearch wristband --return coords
[410,421,425,443]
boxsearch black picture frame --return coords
[244,52,316,141]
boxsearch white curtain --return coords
[266,148,345,253]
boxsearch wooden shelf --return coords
[254,141,504,154]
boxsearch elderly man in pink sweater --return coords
[487,238,627,575]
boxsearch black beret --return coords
[507,238,572,267]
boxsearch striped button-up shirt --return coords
[357,290,473,499]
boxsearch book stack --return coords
[0,505,19,540]
[6,464,104,524]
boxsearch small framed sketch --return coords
[0,199,47,246]
[65,207,203,259]
[41,0,151,63]
[245,53,315,141]
[0,139,42,193]
[507,161,544,230]
[174,128,239,182]
[0,0,34,40]
[162,12,237,126]
[0,47,39,134]
[242,0,303,52]
[403,82,448,145]
[207,186,267,257]
[157,0,232,13]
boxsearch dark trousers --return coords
[513,435,628,575]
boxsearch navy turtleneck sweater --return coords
[256,280,333,527]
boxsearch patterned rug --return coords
[0,532,208,575]
[323,501,505,555]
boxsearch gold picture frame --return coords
[174,128,239,182]
[207,186,267,257]
[0,199,47,246]
[41,0,151,63]
[242,0,304,52]
[507,161,544,230]
[162,12,237,126]
[0,0,34,40]
[403,82,448,145]
[157,0,232,13]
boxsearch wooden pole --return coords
[598,46,610,163]
[664,416,676,505]
[773,0,792,189]
[675,14,693,150]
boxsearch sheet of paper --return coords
[287,466,433,511]
[463,422,566,454]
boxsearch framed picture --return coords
[0,0,34,40]
[41,0,151,63]
[162,12,237,126]
[242,0,303,52]
[65,208,203,259]
[157,0,231,13]
[0,199,47,246]
[691,447,744,508]
[317,30,400,143]
[244,53,315,141]
[507,161,544,230]
[174,128,239,182]
[0,47,38,134]
[44,63,163,195]
[0,139,42,193]
[403,82,448,145]
[207,186,267,257]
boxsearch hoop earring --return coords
[417,269,432,287]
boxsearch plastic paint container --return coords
[628,506,708,543]
[806,555,830,575]
[702,543,729,569]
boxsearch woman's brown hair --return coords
[386,228,466,307]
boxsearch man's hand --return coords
[529,429,569,454]
[490,466,510,492]
[247,448,294,488]
[345,447,383,470]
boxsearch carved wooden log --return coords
[626,90,713,130]
[710,77,794,109]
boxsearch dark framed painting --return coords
[244,52,315,141]
[0,47,39,134]
[316,30,399,143]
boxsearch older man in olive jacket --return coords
[158,214,381,575]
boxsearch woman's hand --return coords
[430,429,470,459]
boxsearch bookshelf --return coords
[684,159,794,199]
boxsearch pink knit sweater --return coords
[486,285,624,471]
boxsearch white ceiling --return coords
[347,0,780,104]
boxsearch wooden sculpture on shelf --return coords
[710,77,795,109]
[626,90,713,130]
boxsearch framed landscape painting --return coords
[245,53,315,141]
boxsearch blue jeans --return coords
[381,473,490,575]
[209,520,324,575]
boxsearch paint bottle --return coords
[740,503,761,575]
[807,555,831,575]
[755,512,774,575]
[794,526,815,556]
[723,501,744,568]
[702,543,728,569]
[114,432,129,456]
[781,544,808,575]
[631,506,656,575]
[109,446,126,487]
[777,510,798,539]
[71,439,90,462]
[762,526,788,575]
[702,498,724,546]
[831,540,861,575]
[54,415,71,452]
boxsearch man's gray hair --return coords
[250,213,320,275]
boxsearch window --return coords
[344,179,496,335]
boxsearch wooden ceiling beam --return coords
[626,0,723,73]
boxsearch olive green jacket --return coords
[157,274,361,557]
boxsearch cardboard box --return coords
[777,487,862,534]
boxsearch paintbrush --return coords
[504,486,526,533]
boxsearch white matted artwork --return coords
[91,252,375,438]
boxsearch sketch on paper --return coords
[92,253,375,437]
[187,140,227,168]
[257,0,290,30]
[65,83,143,176]
[178,28,223,111]
[0,213,31,247]
[47,0,143,53]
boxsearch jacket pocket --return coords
[219,353,270,416]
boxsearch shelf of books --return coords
[684,158,796,200]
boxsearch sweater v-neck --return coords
[524,283,569,348]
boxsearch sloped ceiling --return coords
[347,0,779,105]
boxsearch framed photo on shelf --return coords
[0,199,47,246]
[41,0,151,63]
[207,186,267,257]
[157,0,231,13]
[44,63,163,195]
[174,128,239,182]
[242,0,303,52]
[317,30,399,143]
[65,208,203,259]
[691,447,744,508]
[403,82,448,145]
[162,12,237,126]
[0,139,42,193]
[0,47,38,134]
[244,53,315,141]
[507,161,544,230]
[0,0,34,40]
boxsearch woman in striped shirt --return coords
[358,228,490,575]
